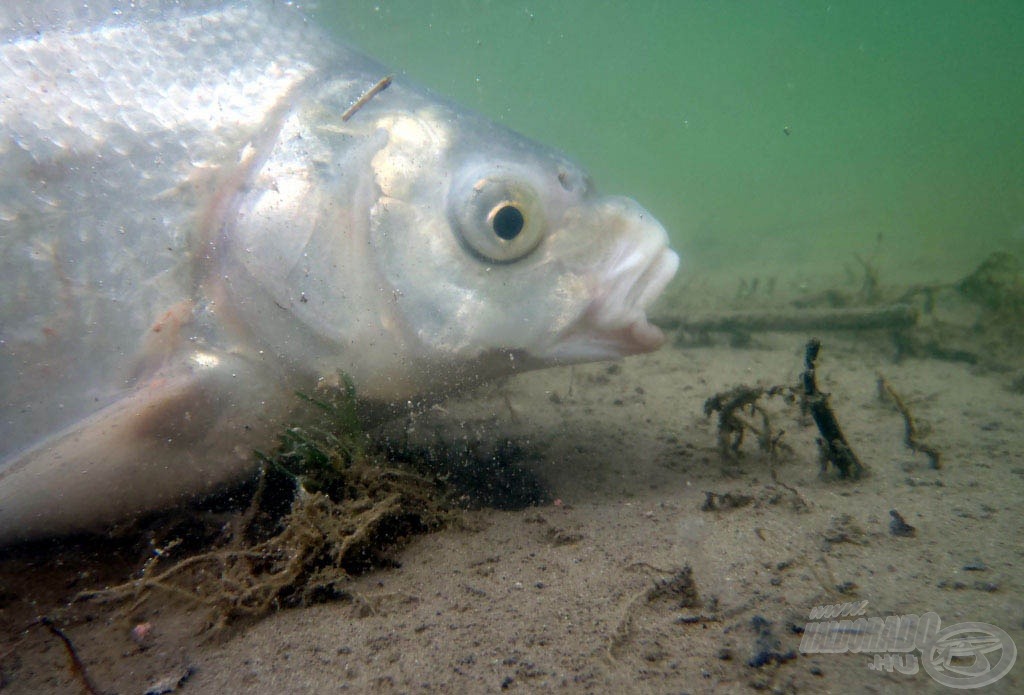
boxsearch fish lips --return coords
[543,242,680,363]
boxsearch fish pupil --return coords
[491,204,525,240]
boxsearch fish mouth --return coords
[547,242,680,362]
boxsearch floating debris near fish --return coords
[341,74,393,121]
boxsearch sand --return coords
[2,273,1022,694]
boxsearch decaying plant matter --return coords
[78,452,447,626]
[703,385,794,460]
[704,339,867,480]
[75,380,451,626]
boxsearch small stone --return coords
[889,509,916,537]
[144,666,195,695]
[131,621,153,645]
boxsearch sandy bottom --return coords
[1,284,1023,693]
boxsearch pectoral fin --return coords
[0,351,290,545]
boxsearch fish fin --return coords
[0,351,289,545]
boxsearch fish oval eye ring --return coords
[450,175,546,263]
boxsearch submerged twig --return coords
[32,617,102,695]
[853,253,881,303]
[659,304,918,334]
[800,339,866,479]
[877,375,941,469]
[341,74,393,121]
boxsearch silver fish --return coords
[0,1,678,543]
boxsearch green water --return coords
[317,1,1024,287]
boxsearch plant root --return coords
[76,459,447,626]
[877,375,941,469]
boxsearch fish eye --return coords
[449,174,545,262]
[489,203,525,240]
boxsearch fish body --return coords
[0,1,678,543]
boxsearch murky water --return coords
[319,0,1024,285]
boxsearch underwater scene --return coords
[1,1,1021,692]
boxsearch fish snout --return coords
[547,197,679,361]
[588,225,680,354]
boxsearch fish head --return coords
[232,78,678,400]
[363,98,679,392]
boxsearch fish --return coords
[0,1,679,544]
